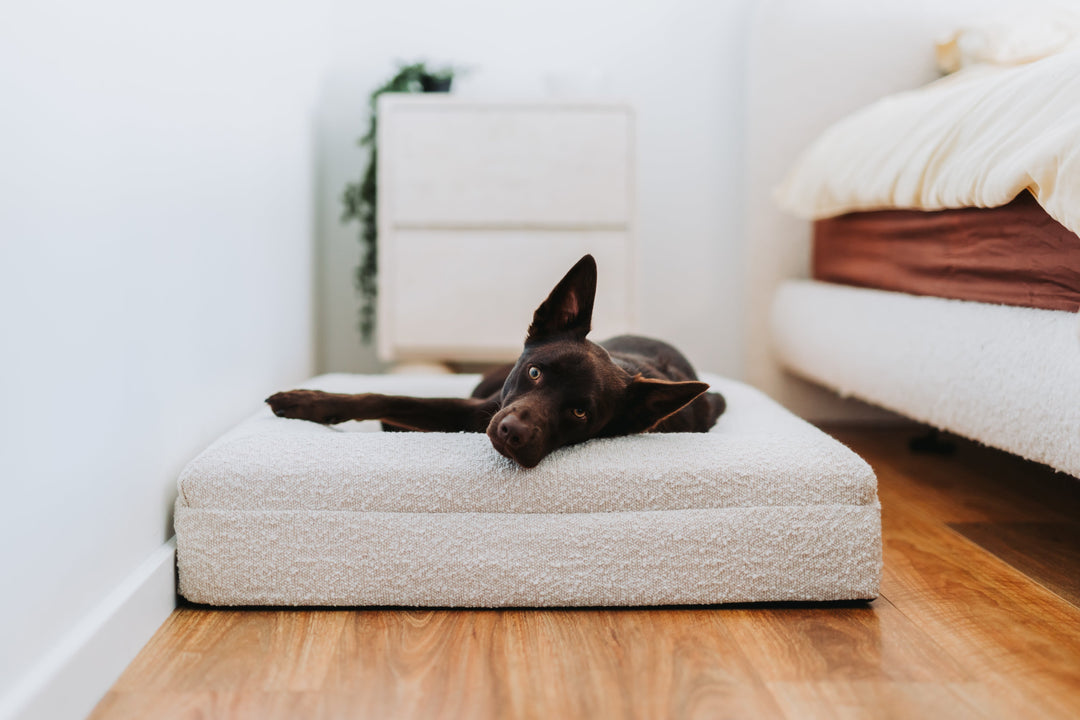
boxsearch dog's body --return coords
[268,255,725,467]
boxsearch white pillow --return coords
[935,5,1080,73]
[775,48,1080,237]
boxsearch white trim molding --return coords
[0,539,177,720]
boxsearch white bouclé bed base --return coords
[176,374,882,607]
[772,280,1080,478]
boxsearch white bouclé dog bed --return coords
[175,373,881,606]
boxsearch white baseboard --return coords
[0,538,177,720]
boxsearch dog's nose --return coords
[497,415,529,449]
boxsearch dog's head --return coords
[486,255,708,467]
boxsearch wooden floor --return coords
[90,428,1080,720]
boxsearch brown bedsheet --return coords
[813,193,1080,312]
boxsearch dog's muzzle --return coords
[486,408,546,468]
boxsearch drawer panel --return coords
[380,231,634,362]
[380,101,632,228]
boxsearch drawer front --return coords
[381,231,634,362]
[381,103,632,228]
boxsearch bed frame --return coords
[744,0,1080,478]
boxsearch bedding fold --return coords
[776,48,1080,237]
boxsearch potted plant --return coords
[341,61,456,342]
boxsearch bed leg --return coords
[908,428,956,455]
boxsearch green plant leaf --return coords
[345,61,456,343]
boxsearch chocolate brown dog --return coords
[267,255,725,467]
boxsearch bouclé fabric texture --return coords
[772,281,1080,479]
[176,374,882,606]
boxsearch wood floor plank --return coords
[89,428,1080,720]
[765,681,986,720]
[109,610,350,693]
[722,597,970,684]
[949,521,1080,607]
[323,607,783,719]
[827,429,1072,525]
[327,609,500,717]
[875,484,1080,716]
[871,429,1080,718]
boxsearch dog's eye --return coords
[572,408,587,420]
[528,366,541,380]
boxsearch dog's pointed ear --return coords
[526,254,597,343]
[615,377,709,435]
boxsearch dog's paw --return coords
[265,390,347,424]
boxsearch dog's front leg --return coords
[266,390,498,432]
[265,390,367,425]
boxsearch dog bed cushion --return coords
[175,373,881,606]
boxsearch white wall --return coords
[0,1,326,717]
[315,0,753,377]
[0,1,806,714]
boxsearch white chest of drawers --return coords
[376,96,636,364]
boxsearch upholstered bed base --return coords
[176,373,882,607]
[772,280,1080,478]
